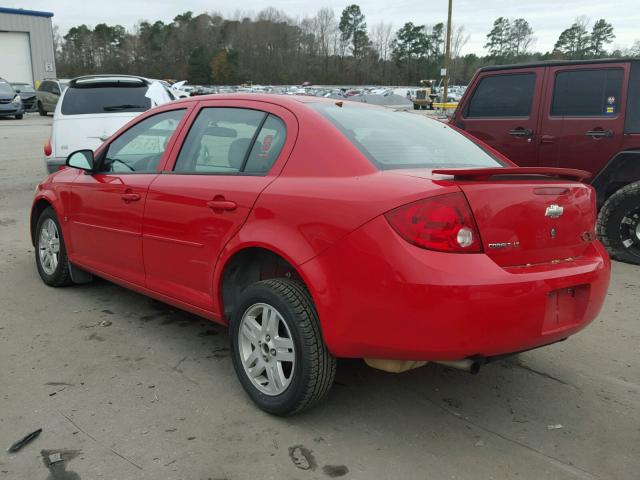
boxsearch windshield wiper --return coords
[103,104,146,111]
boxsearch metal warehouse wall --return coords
[0,10,56,84]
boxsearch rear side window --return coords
[174,108,286,175]
[38,81,50,92]
[311,103,505,170]
[551,69,623,116]
[465,73,536,118]
[61,84,151,115]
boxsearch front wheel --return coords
[15,114,23,120]
[597,182,640,265]
[35,207,73,286]
[230,279,336,415]
[38,101,46,116]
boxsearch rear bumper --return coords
[45,157,66,174]
[301,216,611,361]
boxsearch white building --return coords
[0,7,56,86]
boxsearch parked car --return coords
[0,78,23,119]
[451,58,640,264]
[31,95,610,415]
[36,78,69,116]
[10,82,36,110]
[44,75,173,173]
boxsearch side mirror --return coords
[66,150,94,171]
[15,88,21,93]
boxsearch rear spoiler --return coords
[432,167,591,182]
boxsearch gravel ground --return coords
[0,114,638,480]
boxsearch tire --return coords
[15,114,23,120]
[38,101,46,116]
[230,278,336,415]
[413,103,419,110]
[35,207,74,286]
[596,182,640,265]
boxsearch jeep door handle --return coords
[585,129,613,138]
[508,128,533,138]
[121,192,141,202]
[207,199,237,211]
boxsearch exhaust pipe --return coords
[435,359,481,374]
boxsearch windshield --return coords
[0,82,15,96]
[61,85,151,115]
[11,84,34,93]
[311,103,505,170]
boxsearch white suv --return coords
[44,75,174,173]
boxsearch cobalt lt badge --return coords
[550,227,557,239]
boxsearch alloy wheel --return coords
[38,218,60,275]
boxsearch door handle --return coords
[207,199,237,211]
[121,192,141,202]
[540,135,556,144]
[508,128,533,138]
[585,129,613,139]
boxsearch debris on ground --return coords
[99,320,112,327]
[289,445,316,471]
[48,452,63,464]
[7,428,42,452]
[547,424,564,430]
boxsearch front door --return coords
[143,102,295,312]
[67,108,187,285]
[455,68,542,166]
[538,64,628,172]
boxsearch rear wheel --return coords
[597,182,640,265]
[37,101,46,116]
[35,207,73,286]
[230,278,336,415]
[413,103,419,110]
[15,114,23,120]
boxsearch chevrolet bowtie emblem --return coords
[545,204,564,218]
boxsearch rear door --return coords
[454,68,543,166]
[68,108,188,285]
[142,100,297,311]
[538,64,628,173]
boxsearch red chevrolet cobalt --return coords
[31,95,610,415]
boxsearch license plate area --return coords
[542,284,590,334]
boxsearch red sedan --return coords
[31,94,610,415]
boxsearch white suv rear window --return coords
[61,84,151,115]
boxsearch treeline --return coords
[54,6,639,86]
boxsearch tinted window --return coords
[311,103,504,170]
[465,73,536,117]
[244,115,286,174]
[551,69,623,116]
[100,109,185,173]
[61,85,151,115]
[174,108,266,174]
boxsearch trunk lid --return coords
[434,168,595,267]
[395,168,597,267]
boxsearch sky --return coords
[5,0,640,55]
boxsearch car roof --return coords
[479,58,640,73]
[167,92,355,108]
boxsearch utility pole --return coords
[442,0,453,108]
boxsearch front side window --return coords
[551,68,623,116]
[174,108,285,174]
[465,73,536,118]
[311,103,505,170]
[99,109,186,173]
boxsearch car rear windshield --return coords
[311,103,505,170]
[61,83,151,115]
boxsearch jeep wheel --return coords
[597,182,640,265]
[230,279,336,415]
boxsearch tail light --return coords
[385,192,482,253]
[44,139,52,157]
